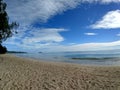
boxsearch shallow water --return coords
[13,51,120,66]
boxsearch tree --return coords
[0,0,18,54]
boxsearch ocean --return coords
[13,50,120,66]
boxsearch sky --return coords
[3,0,120,52]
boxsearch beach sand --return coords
[0,54,120,90]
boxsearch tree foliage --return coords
[0,0,18,54]
[0,44,6,54]
[0,0,19,44]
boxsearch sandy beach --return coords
[0,54,120,90]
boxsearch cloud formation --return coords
[5,0,120,25]
[4,28,67,49]
[90,10,120,29]
[84,33,97,36]
[5,0,81,25]
[117,33,120,36]
[3,0,120,51]
[43,40,120,52]
[4,36,120,52]
[84,0,120,3]
[23,28,66,44]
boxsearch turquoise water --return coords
[13,51,120,66]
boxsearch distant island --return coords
[7,51,27,54]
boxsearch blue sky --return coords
[3,0,120,52]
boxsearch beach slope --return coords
[0,54,120,90]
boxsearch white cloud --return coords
[22,28,66,44]
[5,0,120,25]
[100,0,120,3]
[84,33,97,36]
[3,0,120,52]
[5,0,81,25]
[4,28,67,49]
[5,37,120,52]
[83,0,120,3]
[90,10,120,29]
[42,40,120,52]
[117,33,120,36]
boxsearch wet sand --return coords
[0,54,120,90]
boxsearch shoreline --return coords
[12,53,120,67]
[0,54,120,90]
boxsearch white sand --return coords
[0,54,120,90]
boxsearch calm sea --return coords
[13,50,120,66]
